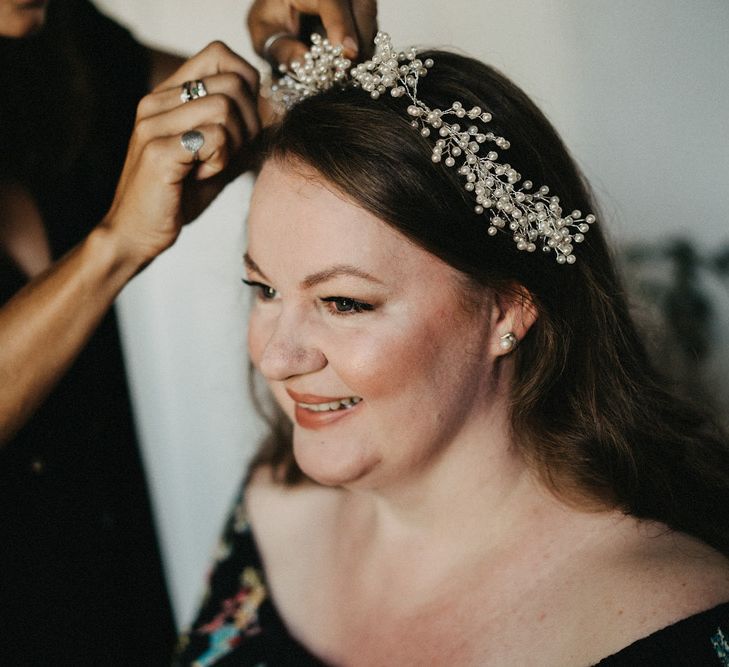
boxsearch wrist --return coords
[86,222,149,289]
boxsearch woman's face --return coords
[246,160,501,488]
[0,0,48,38]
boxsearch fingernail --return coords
[343,36,358,57]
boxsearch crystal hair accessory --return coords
[269,33,596,264]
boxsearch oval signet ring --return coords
[181,129,205,160]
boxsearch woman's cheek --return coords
[330,325,418,397]
[247,310,268,370]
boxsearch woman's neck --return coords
[342,402,606,564]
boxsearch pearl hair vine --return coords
[269,32,596,264]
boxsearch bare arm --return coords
[0,44,183,444]
[0,224,141,444]
[0,42,260,446]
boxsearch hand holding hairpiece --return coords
[269,33,596,264]
[269,33,351,109]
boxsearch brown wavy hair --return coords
[248,50,729,557]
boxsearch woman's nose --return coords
[256,315,327,382]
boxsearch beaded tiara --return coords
[269,32,595,264]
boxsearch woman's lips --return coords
[286,389,363,430]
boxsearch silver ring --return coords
[262,31,295,67]
[180,79,208,104]
[181,130,205,160]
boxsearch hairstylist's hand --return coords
[101,41,260,271]
[248,0,377,68]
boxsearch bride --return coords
[177,34,729,666]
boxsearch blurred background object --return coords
[621,238,729,424]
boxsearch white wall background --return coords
[94,0,729,628]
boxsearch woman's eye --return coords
[320,297,374,315]
[242,279,277,301]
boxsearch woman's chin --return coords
[292,436,380,487]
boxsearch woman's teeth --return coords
[298,396,362,412]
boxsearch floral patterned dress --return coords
[175,490,324,666]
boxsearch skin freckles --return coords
[245,159,504,490]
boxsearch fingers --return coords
[310,0,379,59]
[351,0,377,58]
[136,95,244,162]
[135,124,229,193]
[299,0,359,57]
[104,43,259,266]
[133,42,261,179]
[248,0,373,68]
[155,41,260,98]
[264,34,310,68]
[179,124,231,180]
[137,73,260,144]
[247,0,301,61]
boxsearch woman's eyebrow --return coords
[243,253,270,281]
[244,255,384,288]
[301,265,384,289]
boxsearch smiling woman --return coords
[245,160,501,490]
[176,35,729,666]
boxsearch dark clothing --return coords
[177,485,729,666]
[598,603,729,665]
[0,1,175,664]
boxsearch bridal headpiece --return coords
[269,33,595,264]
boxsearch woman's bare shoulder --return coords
[572,522,729,662]
[244,464,346,637]
[245,464,344,554]
[634,528,729,608]
[511,518,729,665]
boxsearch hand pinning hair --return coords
[248,0,378,68]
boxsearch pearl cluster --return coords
[419,103,596,264]
[349,34,427,101]
[269,33,351,110]
[269,32,596,264]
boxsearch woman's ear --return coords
[489,285,538,356]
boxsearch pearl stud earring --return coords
[498,332,517,352]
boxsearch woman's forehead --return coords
[247,161,458,288]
